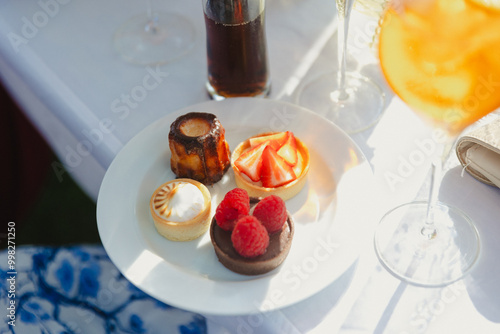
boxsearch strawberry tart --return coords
[231,131,309,201]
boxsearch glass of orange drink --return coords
[374,0,500,286]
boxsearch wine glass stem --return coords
[421,138,454,239]
[145,0,158,33]
[334,0,354,102]
[422,160,440,239]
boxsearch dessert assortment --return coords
[149,111,309,275]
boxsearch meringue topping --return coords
[153,181,205,222]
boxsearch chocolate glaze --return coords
[169,112,231,185]
[210,197,294,275]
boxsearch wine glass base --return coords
[114,12,195,65]
[296,72,385,134]
[374,201,480,287]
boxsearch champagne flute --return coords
[374,0,500,286]
[296,0,385,134]
[114,0,195,65]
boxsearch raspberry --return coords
[215,188,250,231]
[252,195,287,234]
[231,216,269,258]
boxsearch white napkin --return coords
[456,117,500,188]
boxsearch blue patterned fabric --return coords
[0,245,207,334]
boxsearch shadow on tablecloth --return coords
[440,166,500,323]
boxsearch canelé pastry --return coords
[231,132,310,201]
[169,112,231,185]
[210,196,294,275]
[150,179,211,241]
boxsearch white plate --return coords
[97,98,375,315]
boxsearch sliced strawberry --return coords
[248,132,288,150]
[261,146,296,188]
[277,131,298,166]
[234,142,269,182]
[292,149,305,176]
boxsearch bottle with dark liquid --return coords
[203,0,270,100]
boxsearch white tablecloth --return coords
[1,0,499,333]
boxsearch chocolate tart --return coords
[231,133,310,201]
[169,112,231,185]
[210,198,294,275]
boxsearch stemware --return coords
[296,0,385,134]
[374,0,500,286]
[113,1,195,65]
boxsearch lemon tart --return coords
[150,179,211,241]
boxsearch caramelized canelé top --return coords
[169,112,231,185]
